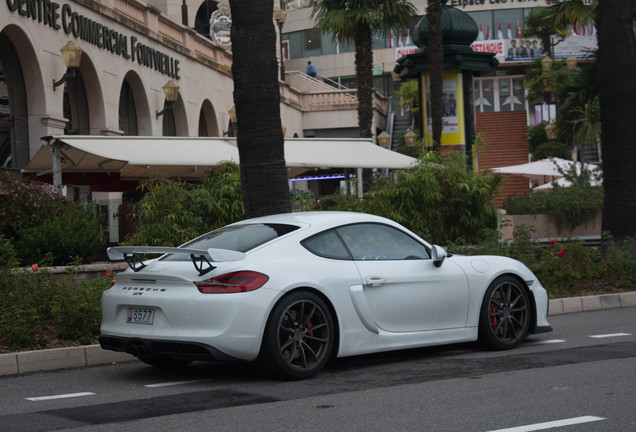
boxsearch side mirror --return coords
[431,245,447,268]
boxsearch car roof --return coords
[232,211,393,232]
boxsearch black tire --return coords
[478,276,530,350]
[260,291,335,380]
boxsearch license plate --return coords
[127,308,154,324]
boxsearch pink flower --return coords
[557,249,565,258]
[31,263,39,272]
[549,239,558,245]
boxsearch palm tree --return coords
[309,0,417,143]
[597,0,636,259]
[230,0,292,218]
[426,0,443,153]
[566,99,601,186]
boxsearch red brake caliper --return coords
[489,302,498,328]
[306,318,314,337]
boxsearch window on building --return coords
[198,110,208,136]
[303,29,322,56]
[162,108,176,136]
[118,80,138,136]
[64,72,90,135]
[473,76,525,113]
[194,0,219,39]
[0,33,29,170]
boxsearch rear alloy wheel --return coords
[261,291,334,380]
[479,276,530,350]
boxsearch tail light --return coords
[194,271,269,294]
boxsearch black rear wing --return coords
[107,246,245,276]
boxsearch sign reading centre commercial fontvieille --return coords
[5,0,181,80]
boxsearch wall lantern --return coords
[541,55,553,72]
[544,122,557,141]
[565,53,578,70]
[155,80,180,118]
[52,41,83,91]
[377,131,391,149]
[404,129,418,148]
[228,105,237,124]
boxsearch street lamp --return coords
[377,131,391,148]
[541,55,553,105]
[52,41,83,91]
[273,7,287,81]
[155,80,180,118]
[404,129,418,148]
[544,122,557,140]
[541,55,553,73]
[565,53,578,70]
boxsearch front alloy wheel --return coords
[261,291,334,380]
[479,276,530,350]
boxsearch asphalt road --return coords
[1,307,634,432]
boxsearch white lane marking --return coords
[590,333,632,339]
[533,339,566,344]
[486,416,604,432]
[145,379,208,388]
[26,392,96,401]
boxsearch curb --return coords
[2,292,635,377]
[547,291,636,315]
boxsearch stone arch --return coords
[194,0,218,39]
[0,24,44,169]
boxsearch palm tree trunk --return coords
[427,0,443,153]
[597,0,636,259]
[354,20,374,186]
[230,0,292,218]
[354,20,373,139]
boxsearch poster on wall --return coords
[421,71,465,146]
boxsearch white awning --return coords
[25,136,418,180]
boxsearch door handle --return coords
[366,276,385,287]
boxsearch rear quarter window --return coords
[302,229,351,260]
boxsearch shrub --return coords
[0,174,63,239]
[0,175,105,266]
[320,151,502,245]
[527,122,549,154]
[449,227,635,297]
[0,268,112,350]
[503,186,603,230]
[125,163,243,247]
[0,233,18,269]
[532,142,572,160]
[15,203,105,266]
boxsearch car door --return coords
[337,223,470,333]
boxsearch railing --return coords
[105,0,233,72]
[299,89,389,114]
[112,0,145,23]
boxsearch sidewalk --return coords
[1,291,635,377]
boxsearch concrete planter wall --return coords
[499,212,602,242]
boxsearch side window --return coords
[302,230,351,260]
[336,224,430,261]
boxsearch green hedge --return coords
[0,269,111,350]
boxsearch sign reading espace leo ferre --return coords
[5,0,181,80]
